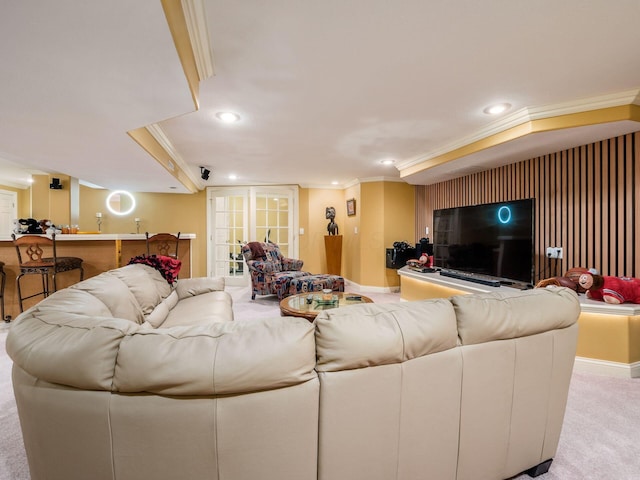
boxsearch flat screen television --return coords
[432,199,535,284]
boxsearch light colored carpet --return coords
[1,286,639,480]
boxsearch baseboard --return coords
[574,356,640,378]
[344,279,400,294]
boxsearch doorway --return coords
[207,186,299,285]
[0,190,17,238]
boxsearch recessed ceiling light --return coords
[483,103,511,115]
[331,181,339,185]
[228,174,237,180]
[215,111,240,123]
[380,159,395,165]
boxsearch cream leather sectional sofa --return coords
[6,263,580,480]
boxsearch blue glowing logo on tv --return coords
[497,206,511,224]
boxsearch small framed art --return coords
[346,198,356,216]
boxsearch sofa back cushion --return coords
[242,242,284,272]
[450,286,580,345]
[109,264,172,315]
[6,312,140,391]
[262,242,283,268]
[30,288,114,318]
[70,273,144,324]
[315,299,458,371]
[114,316,317,395]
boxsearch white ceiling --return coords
[1,0,639,192]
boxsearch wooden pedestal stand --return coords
[324,235,342,275]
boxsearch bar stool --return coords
[12,233,84,312]
[146,232,180,258]
[0,261,5,322]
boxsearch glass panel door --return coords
[207,186,298,286]
[208,189,248,285]
[254,191,291,257]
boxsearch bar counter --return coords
[0,233,194,320]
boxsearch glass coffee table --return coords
[280,292,373,321]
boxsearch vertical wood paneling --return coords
[625,135,633,275]
[415,130,639,281]
[595,143,600,269]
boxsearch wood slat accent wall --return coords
[415,131,639,282]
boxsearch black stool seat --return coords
[12,233,84,312]
[43,256,84,272]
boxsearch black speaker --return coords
[416,238,433,256]
[386,246,417,269]
[49,178,62,189]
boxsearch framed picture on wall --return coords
[346,198,356,216]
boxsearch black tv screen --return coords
[433,199,534,284]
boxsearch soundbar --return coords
[439,269,501,287]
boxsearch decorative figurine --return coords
[326,206,339,235]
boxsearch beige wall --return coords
[299,181,414,289]
[32,174,72,224]
[10,176,415,287]
[0,184,31,219]
[77,186,207,277]
[343,183,360,283]
[299,188,345,275]
[359,181,415,288]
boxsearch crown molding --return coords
[357,176,406,184]
[299,176,406,190]
[397,88,640,173]
[145,124,203,189]
[181,0,215,80]
[0,178,30,189]
[127,125,200,193]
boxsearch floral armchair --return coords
[241,242,308,300]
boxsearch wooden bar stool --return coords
[0,261,6,322]
[146,232,180,258]
[12,233,84,312]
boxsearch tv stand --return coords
[397,266,640,378]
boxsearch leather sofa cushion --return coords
[70,273,144,324]
[6,312,140,391]
[109,264,172,315]
[451,286,580,345]
[162,291,233,328]
[114,317,316,395]
[144,290,179,328]
[176,276,225,299]
[315,299,457,371]
[30,288,113,318]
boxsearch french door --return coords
[207,186,298,285]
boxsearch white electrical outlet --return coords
[425,227,429,235]
[545,247,563,259]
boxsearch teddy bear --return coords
[578,272,640,304]
[535,267,595,293]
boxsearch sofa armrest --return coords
[176,276,225,300]
[282,258,303,271]
[247,259,279,273]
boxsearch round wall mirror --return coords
[106,190,136,216]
